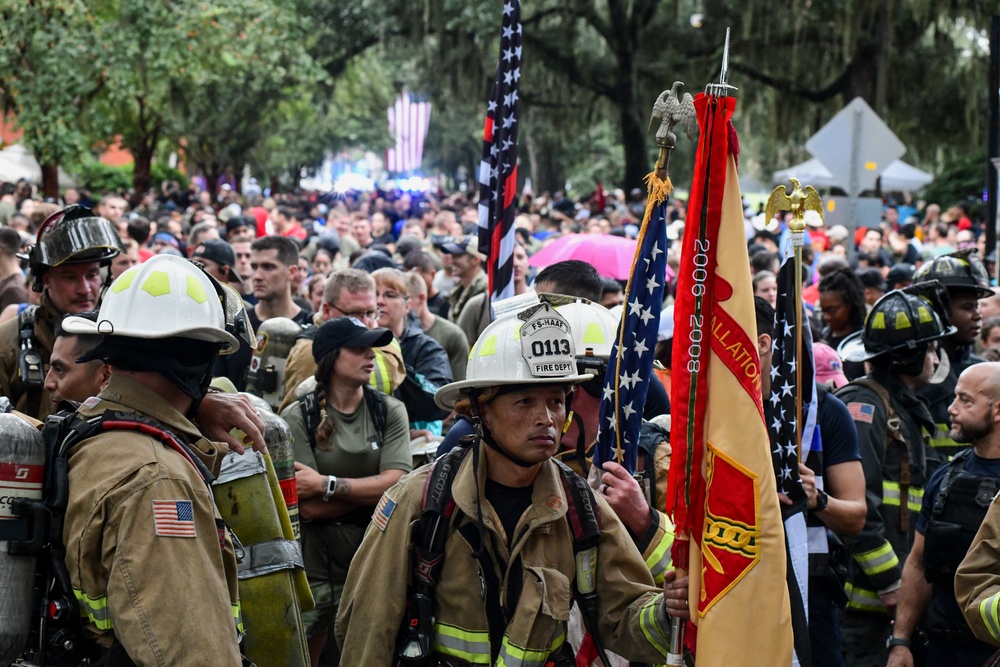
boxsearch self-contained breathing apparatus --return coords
[3,403,221,666]
[393,439,609,667]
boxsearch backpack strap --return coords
[395,444,470,664]
[844,378,913,533]
[299,392,320,453]
[363,384,388,446]
[17,304,43,415]
[552,458,612,667]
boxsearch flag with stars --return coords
[593,195,667,474]
[767,253,816,498]
[767,251,818,667]
[477,0,521,312]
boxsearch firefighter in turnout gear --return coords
[890,363,1000,667]
[335,303,687,666]
[0,205,123,420]
[835,288,954,667]
[58,255,250,665]
[913,250,993,460]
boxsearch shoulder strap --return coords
[551,458,612,667]
[394,445,471,663]
[299,392,320,453]
[363,384,387,445]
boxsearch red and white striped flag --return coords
[386,91,431,173]
[477,0,521,309]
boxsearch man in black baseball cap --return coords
[192,239,243,286]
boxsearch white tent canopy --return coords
[773,157,933,192]
[0,144,75,188]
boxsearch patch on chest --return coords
[152,499,196,538]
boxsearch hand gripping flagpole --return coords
[765,178,824,459]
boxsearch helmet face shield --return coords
[24,206,123,269]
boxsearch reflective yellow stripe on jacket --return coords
[854,541,899,579]
[433,623,491,664]
[496,629,565,667]
[638,595,671,659]
[930,423,962,452]
[844,582,884,613]
[233,602,244,636]
[645,527,674,586]
[370,349,392,395]
[73,588,113,631]
[432,622,566,666]
[882,482,924,513]
[980,592,1000,643]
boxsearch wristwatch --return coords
[323,475,338,501]
[886,636,911,650]
[813,489,829,513]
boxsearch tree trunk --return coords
[617,78,648,194]
[132,141,155,197]
[40,162,60,200]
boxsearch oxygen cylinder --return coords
[214,449,311,667]
[242,394,301,542]
[0,413,45,663]
[247,317,304,412]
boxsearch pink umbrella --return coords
[528,234,640,280]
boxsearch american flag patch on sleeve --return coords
[847,402,876,424]
[373,493,396,532]
[152,500,196,538]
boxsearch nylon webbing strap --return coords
[457,522,505,665]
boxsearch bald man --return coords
[893,364,1000,666]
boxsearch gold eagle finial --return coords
[765,177,824,234]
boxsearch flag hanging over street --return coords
[593,184,668,474]
[667,92,793,664]
[477,0,521,309]
[386,91,431,173]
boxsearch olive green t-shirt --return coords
[282,392,413,479]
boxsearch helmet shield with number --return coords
[434,302,592,410]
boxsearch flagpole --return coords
[792,224,804,460]
[765,179,824,460]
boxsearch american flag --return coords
[594,198,667,473]
[386,91,431,173]
[767,253,816,498]
[477,0,521,308]
[152,499,196,538]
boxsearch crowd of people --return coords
[5,174,1000,667]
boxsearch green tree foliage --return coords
[0,0,103,197]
